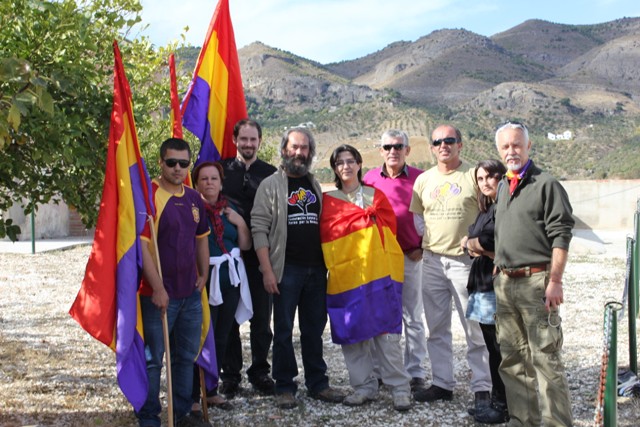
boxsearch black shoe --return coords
[468,390,491,415]
[475,401,509,424]
[410,377,427,392]
[413,385,453,402]
[219,381,239,398]
[251,375,275,395]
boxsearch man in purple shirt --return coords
[363,129,427,392]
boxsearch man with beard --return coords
[251,127,345,409]
[493,121,574,426]
[217,120,277,398]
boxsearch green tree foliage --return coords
[0,0,187,239]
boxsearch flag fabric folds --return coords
[181,0,247,164]
[319,188,404,345]
[69,41,154,412]
[169,52,193,187]
[169,53,184,140]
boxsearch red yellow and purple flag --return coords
[181,0,247,164]
[320,189,404,345]
[69,41,154,412]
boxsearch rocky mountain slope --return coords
[179,17,640,179]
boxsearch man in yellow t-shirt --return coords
[409,124,491,410]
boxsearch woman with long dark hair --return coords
[461,159,509,424]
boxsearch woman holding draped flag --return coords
[319,145,412,412]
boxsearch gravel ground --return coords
[0,243,639,426]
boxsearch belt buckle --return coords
[523,266,531,276]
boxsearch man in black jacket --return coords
[218,119,277,397]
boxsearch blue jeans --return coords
[136,291,202,427]
[272,263,329,395]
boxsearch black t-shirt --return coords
[285,175,324,266]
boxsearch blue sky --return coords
[138,0,639,64]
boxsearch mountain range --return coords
[181,17,640,180]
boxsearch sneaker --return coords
[310,386,346,403]
[219,381,239,399]
[176,413,212,427]
[343,390,377,406]
[392,394,412,411]
[475,401,509,424]
[275,392,297,409]
[250,375,275,395]
[413,385,453,402]
[410,377,427,392]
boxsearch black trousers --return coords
[221,255,273,384]
[480,323,506,404]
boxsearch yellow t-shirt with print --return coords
[410,163,478,256]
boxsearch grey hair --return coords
[495,121,529,147]
[280,127,316,159]
[381,129,409,146]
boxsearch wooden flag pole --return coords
[147,214,174,427]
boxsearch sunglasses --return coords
[382,143,406,151]
[432,137,458,146]
[164,158,190,168]
[496,120,528,132]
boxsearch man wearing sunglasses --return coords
[362,129,427,393]
[218,119,277,398]
[137,137,212,427]
[493,121,574,426]
[409,125,492,409]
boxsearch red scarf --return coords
[204,195,228,254]
[505,160,531,195]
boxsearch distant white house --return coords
[548,130,573,141]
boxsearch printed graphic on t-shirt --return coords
[288,187,317,212]
[287,187,319,225]
[429,182,465,221]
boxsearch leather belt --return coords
[500,264,548,278]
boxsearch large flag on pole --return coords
[69,40,154,412]
[181,0,247,164]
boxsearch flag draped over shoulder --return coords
[69,41,154,412]
[319,188,404,345]
[181,0,247,164]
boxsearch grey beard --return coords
[282,156,310,176]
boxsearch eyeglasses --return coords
[432,137,458,146]
[382,143,406,151]
[164,158,190,168]
[335,159,357,167]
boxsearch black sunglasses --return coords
[164,158,190,168]
[432,137,458,146]
[382,143,406,151]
